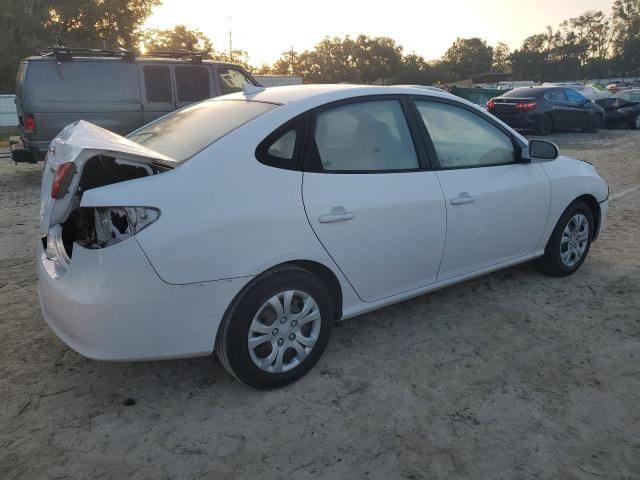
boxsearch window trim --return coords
[255,113,309,171]
[409,95,526,171]
[302,95,431,174]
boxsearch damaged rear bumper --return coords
[37,236,250,361]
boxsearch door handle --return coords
[450,192,475,205]
[319,207,354,223]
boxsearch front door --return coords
[564,88,591,129]
[413,98,551,281]
[302,98,447,302]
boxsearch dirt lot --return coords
[1,129,639,480]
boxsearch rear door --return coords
[565,88,591,128]
[545,88,571,127]
[301,97,446,302]
[139,64,175,123]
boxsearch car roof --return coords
[218,83,458,107]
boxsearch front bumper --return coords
[37,237,250,361]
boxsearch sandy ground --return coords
[1,129,639,480]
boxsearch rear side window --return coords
[217,68,255,95]
[312,100,418,172]
[144,66,172,103]
[175,66,210,102]
[545,89,567,102]
[129,100,277,162]
[15,63,27,98]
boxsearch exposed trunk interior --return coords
[58,155,168,258]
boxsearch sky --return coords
[143,0,615,65]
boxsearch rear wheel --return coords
[536,114,553,135]
[537,201,594,277]
[216,266,334,389]
[584,114,602,133]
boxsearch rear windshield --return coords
[128,100,277,162]
[502,88,546,98]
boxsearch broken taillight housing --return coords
[83,207,160,249]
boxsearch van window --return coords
[217,68,255,95]
[15,63,27,98]
[24,61,139,102]
[129,99,277,162]
[175,66,210,102]
[144,66,172,103]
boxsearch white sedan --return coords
[38,85,609,389]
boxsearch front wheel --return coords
[216,266,334,389]
[629,114,640,130]
[537,201,594,277]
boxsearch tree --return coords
[44,0,160,48]
[442,37,493,80]
[141,25,212,54]
[612,0,640,74]
[492,42,511,72]
[353,35,403,84]
[0,0,160,93]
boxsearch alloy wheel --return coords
[560,213,589,267]
[247,290,321,373]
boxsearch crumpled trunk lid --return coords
[40,120,177,235]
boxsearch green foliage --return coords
[141,25,212,53]
[442,37,493,80]
[0,0,159,93]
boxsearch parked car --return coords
[11,47,260,162]
[38,85,609,389]
[543,83,610,101]
[606,82,633,94]
[487,86,605,135]
[596,89,640,129]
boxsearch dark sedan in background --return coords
[597,89,640,129]
[487,86,605,135]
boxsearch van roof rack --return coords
[40,46,205,63]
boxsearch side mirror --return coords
[528,139,559,160]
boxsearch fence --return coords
[0,95,18,127]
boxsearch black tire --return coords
[536,114,553,135]
[584,114,602,133]
[215,265,334,389]
[629,114,640,130]
[537,201,594,277]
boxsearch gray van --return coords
[12,48,260,162]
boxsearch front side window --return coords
[175,66,210,102]
[566,88,586,104]
[129,100,277,162]
[218,68,255,95]
[416,100,515,169]
[313,100,419,171]
[143,65,172,103]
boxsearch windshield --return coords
[129,100,278,162]
[615,90,640,102]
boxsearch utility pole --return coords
[290,46,295,75]
[228,17,233,62]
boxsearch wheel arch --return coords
[574,194,601,240]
